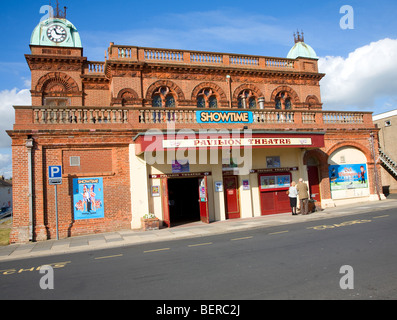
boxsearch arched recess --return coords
[303,149,329,166]
[192,82,227,108]
[191,82,227,101]
[303,149,330,204]
[145,80,185,101]
[270,86,300,104]
[327,142,372,164]
[35,72,80,106]
[305,95,322,109]
[232,84,263,102]
[327,144,373,199]
[116,88,139,106]
[232,84,264,109]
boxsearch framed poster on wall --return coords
[329,164,368,191]
[172,160,190,173]
[266,156,281,168]
[259,173,291,191]
[73,177,105,220]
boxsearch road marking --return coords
[144,248,170,253]
[0,261,71,276]
[269,231,289,235]
[308,219,372,231]
[188,242,213,247]
[95,254,123,260]
[373,215,389,219]
[231,236,253,241]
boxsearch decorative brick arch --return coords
[191,82,227,100]
[35,72,80,93]
[145,80,185,101]
[303,149,329,166]
[232,84,264,101]
[303,148,332,202]
[305,95,321,109]
[117,88,139,100]
[305,95,319,105]
[114,88,140,106]
[327,142,372,163]
[270,86,300,103]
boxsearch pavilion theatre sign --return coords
[163,137,312,149]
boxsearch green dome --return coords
[287,41,317,59]
[30,18,82,48]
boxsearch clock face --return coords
[47,25,67,43]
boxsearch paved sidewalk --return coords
[1,198,396,262]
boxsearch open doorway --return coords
[167,178,201,226]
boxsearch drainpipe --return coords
[26,137,34,241]
[226,75,232,108]
[370,132,381,201]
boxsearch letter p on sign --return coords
[49,166,62,185]
[50,166,61,178]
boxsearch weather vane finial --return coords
[294,29,304,43]
[50,0,67,19]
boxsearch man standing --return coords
[296,178,309,215]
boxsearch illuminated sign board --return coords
[196,110,253,124]
[162,137,312,149]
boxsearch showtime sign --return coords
[196,111,254,123]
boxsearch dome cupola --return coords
[287,31,317,59]
[30,3,82,48]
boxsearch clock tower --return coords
[26,3,86,107]
[30,3,82,48]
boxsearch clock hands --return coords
[47,25,66,42]
[54,29,63,36]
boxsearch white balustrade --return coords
[144,49,184,62]
[230,55,259,66]
[190,52,223,64]
[33,108,128,124]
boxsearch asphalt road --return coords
[0,208,396,301]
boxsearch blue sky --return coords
[0,0,397,177]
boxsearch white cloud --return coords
[0,88,31,178]
[0,88,31,146]
[0,153,12,179]
[318,38,397,112]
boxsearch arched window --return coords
[238,90,257,109]
[165,95,176,108]
[152,94,162,107]
[196,88,218,108]
[209,96,218,108]
[275,92,293,110]
[151,86,176,108]
[285,98,291,110]
[248,97,257,109]
[275,99,282,110]
[197,96,205,108]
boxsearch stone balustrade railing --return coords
[85,61,105,74]
[108,45,299,71]
[137,109,367,125]
[13,106,373,130]
[33,107,128,124]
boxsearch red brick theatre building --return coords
[8,8,384,243]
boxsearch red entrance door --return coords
[161,178,171,227]
[260,191,290,215]
[307,166,321,205]
[223,176,240,219]
[198,176,210,223]
[258,173,291,215]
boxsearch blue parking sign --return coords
[49,166,62,185]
